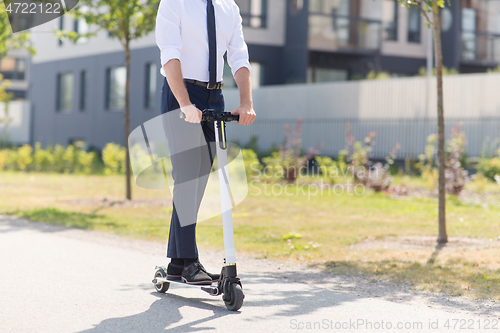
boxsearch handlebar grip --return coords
[179,110,239,122]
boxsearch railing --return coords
[461,30,500,64]
[226,117,500,160]
[309,12,382,53]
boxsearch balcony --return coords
[309,11,382,53]
[461,30,500,65]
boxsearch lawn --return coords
[1,170,500,299]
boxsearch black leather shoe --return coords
[198,262,220,282]
[181,261,212,285]
[166,263,183,281]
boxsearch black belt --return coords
[184,79,223,90]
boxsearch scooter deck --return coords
[166,279,217,288]
[153,266,219,294]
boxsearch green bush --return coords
[77,150,97,175]
[241,149,262,178]
[16,144,33,171]
[53,144,67,173]
[102,143,125,175]
[315,156,339,184]
[477,148,500,181]
[1,143,99,174]
[33,143,54,172]
[0,149,5,170]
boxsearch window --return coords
[223,61,237,88]
[0,57,26,80]
[408,6,421,43]
[145,63,157,109]
[56,72,74,112]
[307,67,348,83]
[222,61,264,88]
[105,66,126,110]
[73,8,89,44]
[308,0,382,52]
[249,62,264,88]
[79,71,86,111]
[0,57,15,79]
[383,0,398,41]
[235,0,267,28]
[15,58,25,80]
[59,17,64,46]
[461,8,477,61]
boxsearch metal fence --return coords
[223,73,500,159]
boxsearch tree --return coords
[398,0,448,243]
[57,0,160,200]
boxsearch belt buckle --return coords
[207,82,222,90]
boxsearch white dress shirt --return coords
[155,0,251,82]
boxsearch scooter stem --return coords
[214,120,236,265]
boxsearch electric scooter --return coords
[152,109,244,311]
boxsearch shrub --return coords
[33,143,54,172]
[241,149,262,178]
[477,148,500,181]
[364,143,400,192]
[315,156,340,184]
[62,145,77,173]
[468,172,489,193]
[1,143,110,175]
[343,122,399,192]
[0,149,4,170]
[2,148,17,170]
[416,134,438,189]
[52,144,67,173]
[445,122,469,195]
[76,150,97,175]
[102,143,125,175]
[344,122,375,184]
[262,118,319,182]
[16,144,33,171]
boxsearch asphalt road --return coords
[0,216,497,333]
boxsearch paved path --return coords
[0,216,498,333]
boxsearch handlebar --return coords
[179,109,239,122]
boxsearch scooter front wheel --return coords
[224,283,244,311]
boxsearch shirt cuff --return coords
[160,47,181,68]
[231,61,251,77]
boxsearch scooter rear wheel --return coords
[154,269,170,293]
[224,283,244,311]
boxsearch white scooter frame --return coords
[152,109,244,311]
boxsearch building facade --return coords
[28,0,500,149]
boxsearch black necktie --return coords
[207,0,217,88]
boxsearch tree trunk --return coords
[432,1,447,244]
[124,39,132,200]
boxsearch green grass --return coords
[324,259,500,299]
[1,170,500,299]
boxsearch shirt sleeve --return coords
[155,0,182,71]
[227,3,251,77]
